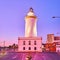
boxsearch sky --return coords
[0,0,60,46]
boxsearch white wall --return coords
[18,37,42,52]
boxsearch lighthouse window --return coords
[29,47,31,50]
[29,41,31,45]
[23,47,25,50]
[34,41,36,45]
[23,41,25,45]
[34,47,36,50]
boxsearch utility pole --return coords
[3,41,5,47]
[3,41,5,51]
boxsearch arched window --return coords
[34,47,37,50]
[29,47,31,50]
[23,47,25,50]
[29,41,31,45]
[23,41,25,45]
[34,41,36,45]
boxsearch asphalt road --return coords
[0,52,60,60]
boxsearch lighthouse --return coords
[18,8,42,52]
[25,8,37,37]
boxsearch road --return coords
[0,52,60,60]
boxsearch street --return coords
[0,52,60,60]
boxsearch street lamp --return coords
[52,16,60,36]
[52,16,60,18]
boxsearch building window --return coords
[34,41,36,45]
[23,41,25,45]
[29,47,31,50]
[29,41,31,45]
[34,47,37,50]
[23,47,25,50]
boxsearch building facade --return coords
[47,34,60,52]
[54,36,60,52]
[18,37,42,52]
[47,34,54,43]
[18,8,42,52]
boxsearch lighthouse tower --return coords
[25,8,37,37]
[18,8,42,52]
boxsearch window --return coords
[23,47,25,50]
[29,41,31,45]
[34,41,36,45]
[34,47,36,50]
[23,41,25,45]
[29,47,31,50]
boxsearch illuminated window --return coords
[34,47,36,50]
[23,41,25,45]
[29,41,31,45]
[34,41,36,45]
[29,47,31,50]
[23,47,25,50]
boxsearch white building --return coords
[18,8,42,52]
[18,37,42,52]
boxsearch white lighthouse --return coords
[25,8,37,37]
[18,8,42,52]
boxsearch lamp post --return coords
[52,16,60,35]
[52,16,60,18]
[3,41,5,53]
[52,16,60,52]
[52,16,60,36]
